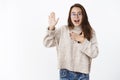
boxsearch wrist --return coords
[48,26,55,30]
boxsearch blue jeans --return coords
[60,69,89,80]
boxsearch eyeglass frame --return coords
[71,12,82,18]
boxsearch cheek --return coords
[79,16,82,20]
[79,17,83,23]
[71,17,74,23]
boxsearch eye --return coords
[78,13,82,16]
[71,13,76,16]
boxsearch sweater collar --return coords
[74,26,81,30]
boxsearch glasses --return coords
[71,12,82,17]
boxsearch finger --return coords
[81,32,84,37]
[50,12,54,15]
[69,32,71,36]
[51,12,55,18]
[72,32,78,36]
[71,32,74,34]
[70,32,74,35]
[55,18,59,24]
[70,34,74,39]
[49,12,53,19]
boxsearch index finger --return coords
[50,12,55,18]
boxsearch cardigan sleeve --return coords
[43,27,61,48]
[79,31,99,58]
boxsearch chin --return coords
[74,24,80,27]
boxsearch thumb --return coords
[55,18,59,24]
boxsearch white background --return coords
[0,0,120,80]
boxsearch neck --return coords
[74,26,81,30]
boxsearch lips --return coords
[74,20,80,23]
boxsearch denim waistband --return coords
[60,69,89,80]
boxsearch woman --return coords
[43,3,99,80]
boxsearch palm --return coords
[49,12,59,27]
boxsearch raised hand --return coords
[48,12,59,30]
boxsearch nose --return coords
[76,14,79,18]
[75,14,79,18]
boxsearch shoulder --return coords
[92,29,96,35]
[55,25,68,34]
[60,25,68,29]
[58,25,69,31]
[90,29,97,41]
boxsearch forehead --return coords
[71,7,82,13]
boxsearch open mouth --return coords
[74,20,80,23]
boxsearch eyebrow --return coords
[71,11,82,13]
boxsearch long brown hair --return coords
[68,3,93,41]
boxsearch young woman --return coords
[43,3,99,80]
